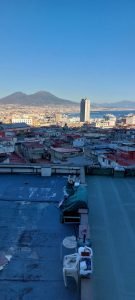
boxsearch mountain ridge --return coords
[0,91,135,108]
[99,100,135,108]
[0,91,78,106]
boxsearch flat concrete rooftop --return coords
[87,176,135,300]
[0,174,78,300]
[0,174,135,300]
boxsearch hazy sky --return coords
[0,0,135,102]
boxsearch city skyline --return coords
[0,1,135,102]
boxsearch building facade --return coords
[80,98,90,122]
[55,113,62,123]
[12,117,33,125]
[125,114,135,126]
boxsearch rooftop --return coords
[0,174,78,300]
[22,142,44,149]
[0,172,135,300]
[87,175,135,300]
[9,152,26,164]
[51,147,80,153]
[107,153,135,167]
[0,123,30,130]
[118,146,135,152]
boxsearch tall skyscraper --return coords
[80,98,90,122]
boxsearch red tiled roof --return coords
[66,134,81,138]
[0,137,13,141]
[36,159,50,164]
[9,153,26,163]
[107,154,135,166]
[23,142,44,149]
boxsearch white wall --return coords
[98,155,117,168]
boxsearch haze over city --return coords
[0,0,135,102]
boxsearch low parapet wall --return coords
[0,164,134,177]
[0,164,81,176]
[86,167,114,176]
[124,169,135,177]
[52,165,80,175]
[0,164,41,174]
[86,166,135,177]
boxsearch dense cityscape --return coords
[0,95,134,300]
[0,96,134,170]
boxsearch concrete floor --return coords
[0,174,78,300]
[1,173,135,300]
[87,176,135,300]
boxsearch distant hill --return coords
[0,91,79,107]
[98,100,135,109]
[0,92,134,109]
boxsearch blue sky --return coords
[0,0,135,102]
